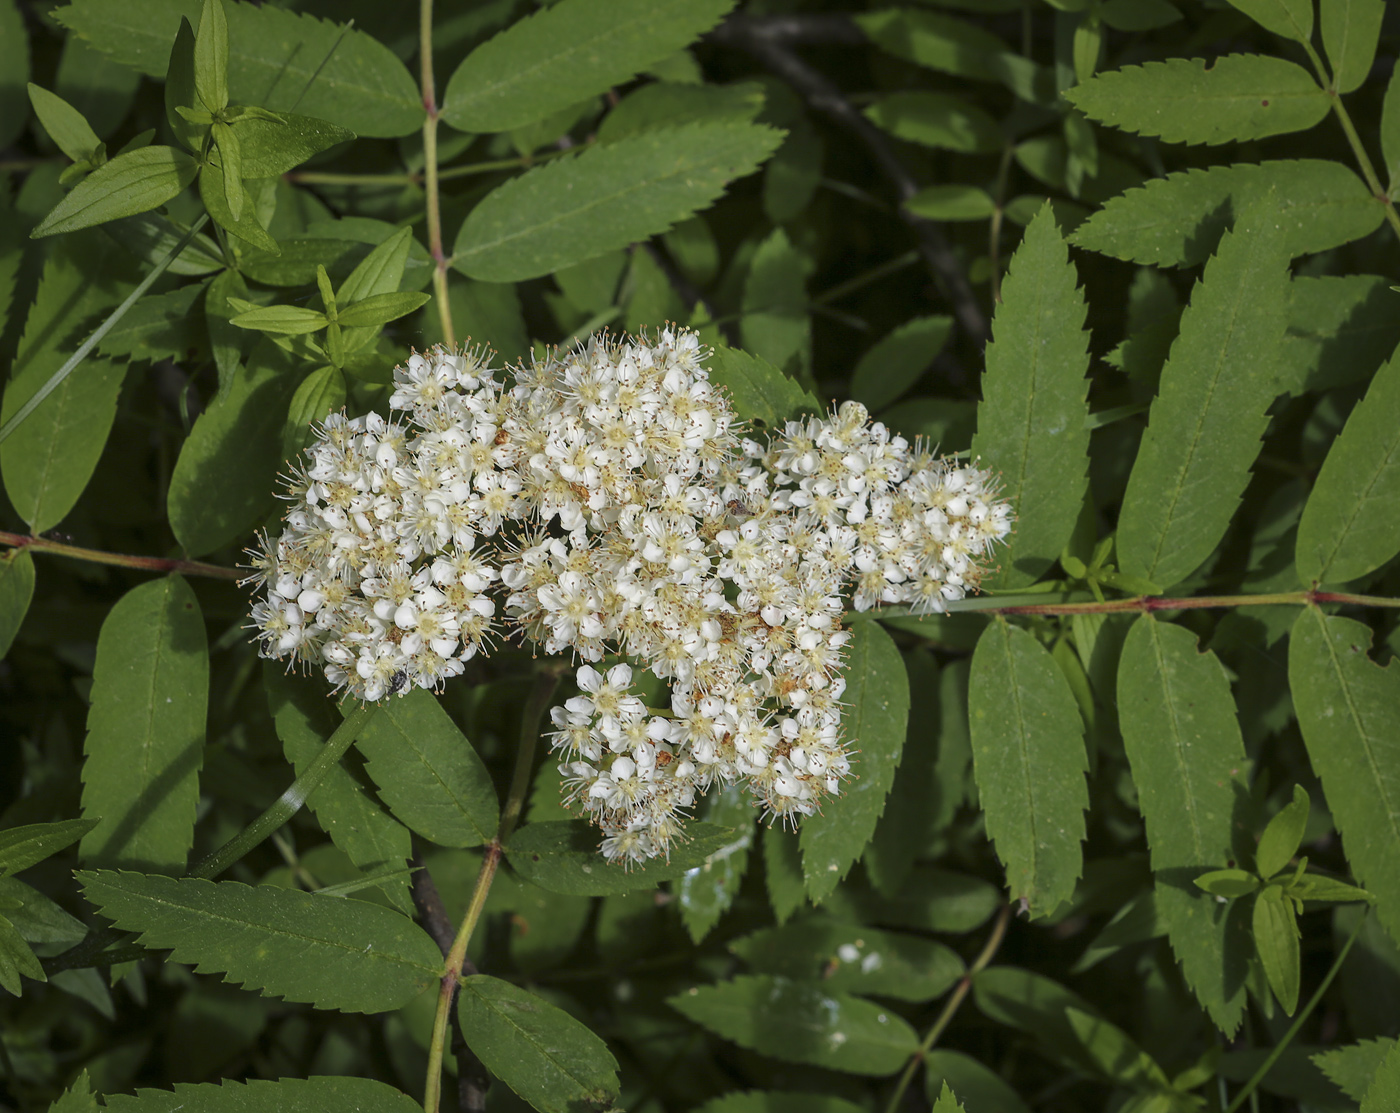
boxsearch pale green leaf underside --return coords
[971,205,1091,588]
[78,870,443,1013]
[800,620,909,901]
[1295,343,1400,585]
[1071,160,1382,268]
[1066,55,1328,145]
[668,974,919,1075]
[968,621,1088,916]
[80,575,207,874]
[1116,218,1290,587]
[1289,609,1400,940]
[442,0,735,133]
[1116,615,1249,1034]
[451,122,783,283]
[102,1076,424,1113]
[457,974,620,1113]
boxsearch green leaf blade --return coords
[968,621,1088,916]
[970,204,1091,588]
[31,146,197,238]
[78,870,443,1012]
[101,1075,425,1113]
[1065,55,1328,145]
[1289,609,1400,940]
[668,974,919,1075]
[1321,0,1385,94]
[457,974,620,1113]
[450,122,783,282]
[0,819,99,878]
[1116,614,1251,1034]
[1295,344,1400,585]
[707,344,819,429]
[0,549,35,660]
[442,0,735,133]
[80,576,208,874]
[800,621,910,902]
[1116,216,1290,587]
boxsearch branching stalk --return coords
[422,665,562,1113]
[420,0,454,347]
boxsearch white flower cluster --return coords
[247,329,1012,864]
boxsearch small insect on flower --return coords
[388,670,410,695]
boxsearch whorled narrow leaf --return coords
[1321,0,1385,94]
[80,576,207,874]
[1116,216,1290,588]
[101,1075,425,1113]
[0,549,34,659]
[1295,343,1400,586]
[450,122,783,282]
[352,687,499,849]
[457,975,620,1113]
[78,870,442,1013]
[968,620,1088,916]
[669,974,919,1075]
[1070,160,1383,269]
[970,204,1091,588]
[1,236,135,534]
[1116,615,1251,1034]
[31,146,198,238]
[1065,55,1329,145]
[167,342,300,556]
[1289,609,1400,940]
[264,666,413,914]
[27,84,101,162]
[56,0,422,138]
[800,620,909,901]
[199,154,276,254]
[282,365,345,461]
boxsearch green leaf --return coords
[193,0,227,113]
[1295,343,1400,585]
[0,0,28,152]
[201,156,278,254]
[930,1083,968,1113]
[741,227,811,375]
[863,92,1001,154]
[336,225,415,304]
[1116,216,1289,588]
[505,820,743,896]
[968,620,1087,916]
[973,966,1106,1074]
[28,84,101,162]
[764,824,806,924]
[706,343,819,428]
[0,877,86,945]
[677,786,754,942]
[164,17,202,152]
[167,343,301,556]
[1315,1039,1399,1102]
[101,1076,425,1113]
[45,1072,96,1113]
[210,121,243,221]
[105,211,225,276]
[1070,161,1383,268]
[229,304,327,335]
[0,913,44,994]
[849,316,953,412]
[1276,275,1400,397]
[800,621,910,901]
[730,915,964,1001]
[205,268,248,396]
[282,365,344,461]
[56,0,422,138]
[1195,869,1262,898]
[1289,609,1400,940]
[1116,615,1251,1034]
[0,549,35,660]
[822,864,1002,934]
[1254,886,1301,1014]
[970,204,1090,588]
[1290,873,1373,903]
[31,145,198,238]
[1361,1040,1400,1113]
[1227,0,1313,41]
[1258,786,1310,879]
[233,109,354,177]
[1065,1007,1170,1088]
[451,122,783,282]
[442,0,735,133]
[1321,0,1384,93]
[333,291,429,329]
[97,284,205,365]
[1385,67,1400,188]
[925,1050,1033,1113]
[856,10,1052,103]
[79,576,207,873]
[0,819,99,878]
[456,974,620,1113]
[694,1094,866,1113]
[1065,55,1328,145]
[353,687,500,849]
[907,185,995,221]
[78,870,442,1012]
[265,666,413,914]
[598,81,765,143]
[669,974,919,1075]
[1099,0,1183,31]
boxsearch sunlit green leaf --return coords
[31,145,197,238]
[1321,0,1385,93]
[707,344,819,428]
[27,83,101,162]
[1254,886,1301,1014]
[1258,786,1310,879]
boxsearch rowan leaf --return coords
[849,316,953,412]
[0,819,98,878]
[1227,0,1313,42]
[706,344,819,428]
[101,1076,424,1113]
[1321,0,1385,94]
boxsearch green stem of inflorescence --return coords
[419,0,454,348]
[883,903,1013,1113]
[0,530,242,580]
[421,664,562,1113]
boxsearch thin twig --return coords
[420,0,455,346]
[707,15,990,348]
[1,530,242,581]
